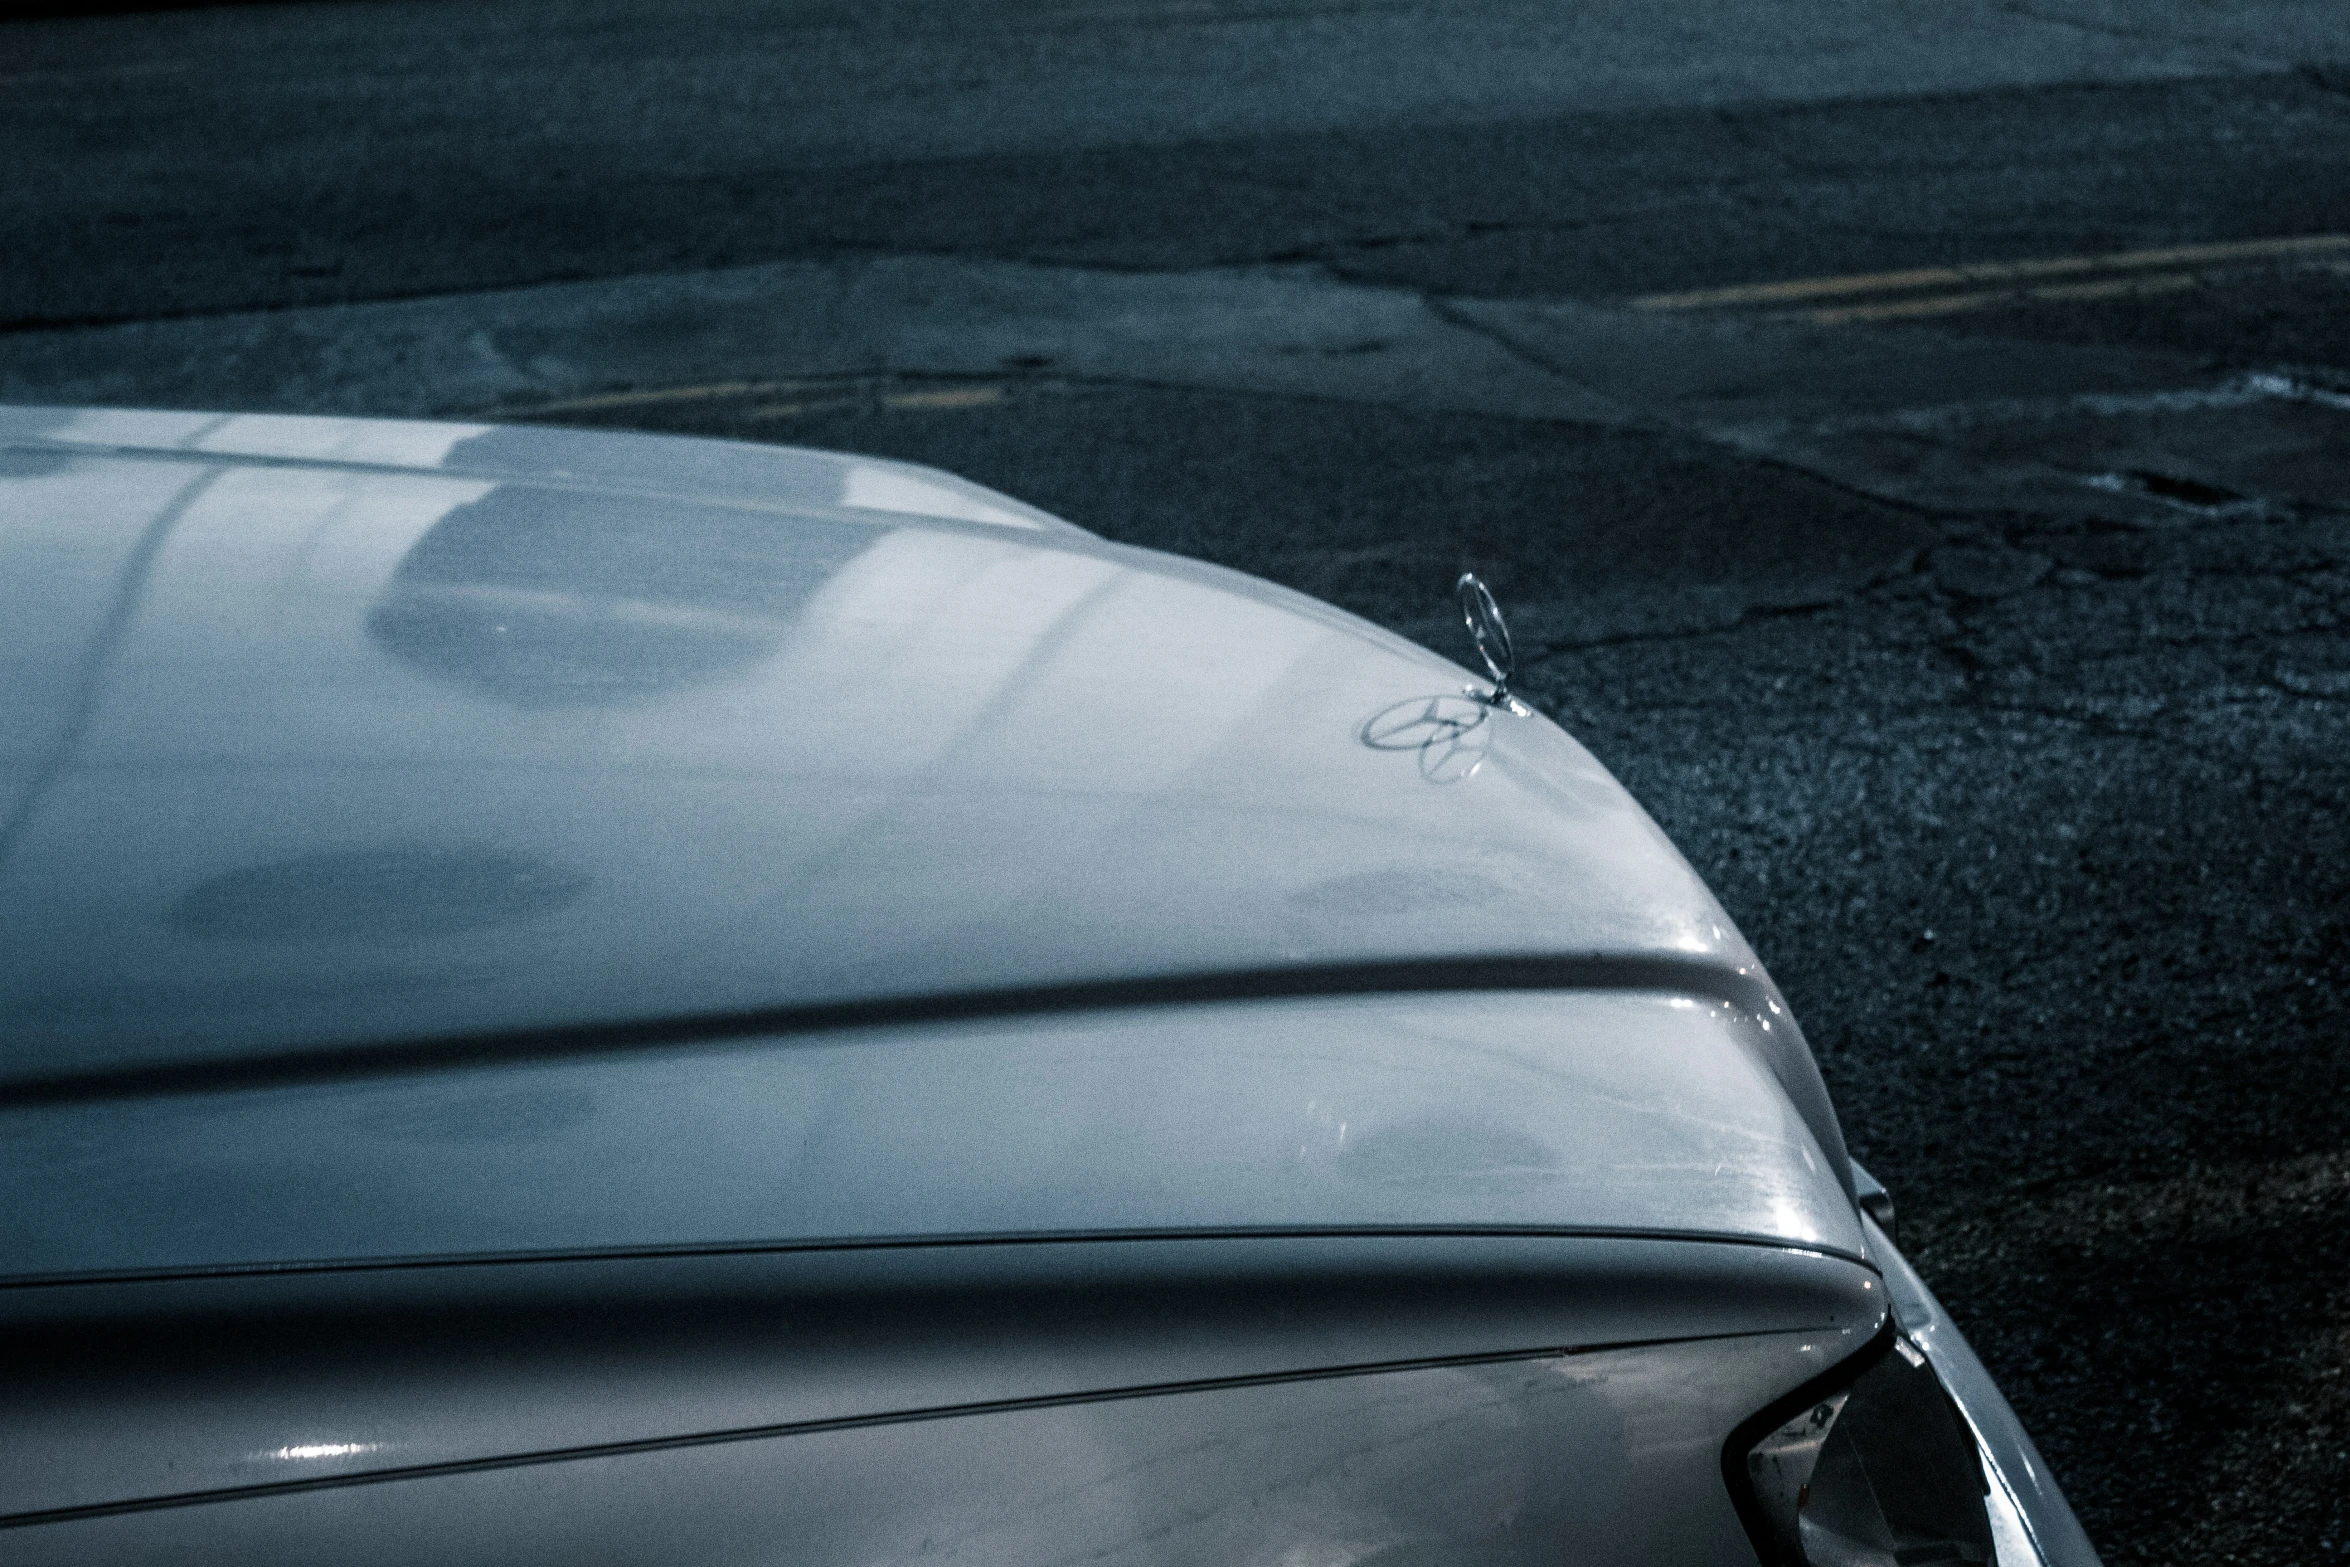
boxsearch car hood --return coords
[6,988,1864,1280]
[0,408,1851,1247]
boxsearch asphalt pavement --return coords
[8,2,2350,1561]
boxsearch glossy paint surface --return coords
[1,407,1775,1098]
[4,989,1861,1281]
[8,1314,1864,1565]
[0,408,1919,1566]
[0,409,2108,1566]
[2,1234,1885,1522]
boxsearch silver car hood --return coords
[0,407,1855,1274]
[7,988,1863,1279]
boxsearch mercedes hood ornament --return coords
[1455,573,1526,712]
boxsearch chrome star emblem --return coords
[1456,572,1521,710]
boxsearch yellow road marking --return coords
[748,398,862,420]
[2031,273,2202,303]
[1800,269,2204,324]
[883,386,1006,411]
[1802,290,2007,325]
[1634,233,2350,312]
[514,381,798,415]
[749,385,1009,420]
[517,379,1013,420]
[1646,265,1981,310]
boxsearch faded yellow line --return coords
[516,379,1014,420]
[1648,265,1976,310]
[2030,272,2202,303]
[1799,269,2206,324]
[884,386,1006,411]
[1801,289,2006,325]
[748,385,1010,420]
[512,381,801,415]
[747,398,862,421]
[1634,232,2350,311]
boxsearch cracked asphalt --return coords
[9,1,2350,1560]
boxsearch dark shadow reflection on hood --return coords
[172,845,590,943]
[367,485,877,706]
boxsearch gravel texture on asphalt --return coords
[534,377,2350,1567]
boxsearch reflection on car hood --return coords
[6,990,1864,1279]
[3,408,1785,1095]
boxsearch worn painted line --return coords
[1797,269,2206,325]
[748,397,864,421]
[1798,289,2007,326]
[527,380,1013,422]
[2029,273,2202,303]
[1634,233,2350,311]
[508,380,806,415]
[884,385,1008,411]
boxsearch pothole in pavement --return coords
[1764,379,2350,527]
[2084,468,2253,511]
